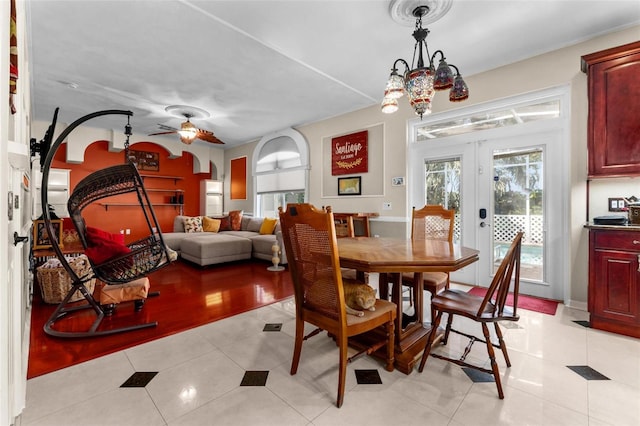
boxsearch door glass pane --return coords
[424,157,461,242]
[492,148,543,281]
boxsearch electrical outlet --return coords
[125,229,131,235]
[382,202,392,210]
[608,197,626,212]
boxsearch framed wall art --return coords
[338,176,361,196]
[33,219,64,249]
[128,149,160,171]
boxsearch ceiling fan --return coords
[148,105,224,145]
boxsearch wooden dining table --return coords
[337,237,480,374]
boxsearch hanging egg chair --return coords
[40,109,176,338]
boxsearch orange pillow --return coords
[259,218,278,235]
[202,216,221,233]
[229,210,243,231]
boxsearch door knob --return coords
[13,232,29,246]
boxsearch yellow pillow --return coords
[259,218,278,235]
[202,216,221,233]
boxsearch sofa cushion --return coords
[183,216,203,233]
[259,218,278,235]
[213,215,231,231]
[173,215,187,233]
[246,218,263,232]
[241,216,252,231]
[202,216,221,233]
[180,234,252,266]
[229,210,243,231]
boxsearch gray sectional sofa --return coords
[161,215,287,267]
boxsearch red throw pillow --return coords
[85,240,131,265]
[86,226,124,244]
[229,210,243,231]
[217,216,231,231]
[85,227,130,265]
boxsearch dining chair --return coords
[418,232,523,399]
[279,203,396,408]
[403,205,455,322]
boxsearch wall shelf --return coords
[140,174,184,184]
[99,203,184,214]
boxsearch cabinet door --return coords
[583,41,640,177]
[592,248,639,324]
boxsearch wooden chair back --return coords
[279,203,347,323]
[477,231,523,319]
[279,203,396,407]
[411,205,455,243]
[334,214,355,238]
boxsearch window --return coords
[253,129,309,218]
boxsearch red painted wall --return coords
[51,141,209,243]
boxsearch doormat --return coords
[467,286,559,316]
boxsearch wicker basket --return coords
[37,254,96,304]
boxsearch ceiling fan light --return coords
[178,121,197,141]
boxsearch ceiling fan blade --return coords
[148,130,178,136]
[196,129,225,144]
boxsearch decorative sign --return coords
[331,130,368,176]
[128,150,159,171]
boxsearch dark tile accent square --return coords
[355,369,382,384]
[573,320,591,328]
[263,323,282,332]
[240,370,269,386]
[567,365,610,380]
[462,367,495,383]
[499,321,522,329]
[120,371,158,388]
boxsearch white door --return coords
[409,141,477,285]
[476,128,566,300]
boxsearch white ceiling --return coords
[27,0,640,148]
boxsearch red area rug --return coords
[467,286,559,315]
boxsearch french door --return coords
[409,97,568,301]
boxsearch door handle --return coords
[480,222,490,228]
[13,232,29,246]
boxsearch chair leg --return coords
[442,313,454,345]
[418,311,443,372]
[384,320,395,372]
[337,334,348,408]
[482,323,504,399]
[494,322,511,367]
[290,317,304,375]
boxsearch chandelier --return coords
[381,4,469,118]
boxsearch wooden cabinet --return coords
[588,228,640,338]
[582,41,640,177]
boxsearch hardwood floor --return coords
[27,259,293,379]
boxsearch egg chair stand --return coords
[39,109,175,338]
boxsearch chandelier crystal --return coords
[382,4,469,118]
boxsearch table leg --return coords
[384,272,431,374]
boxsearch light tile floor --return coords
[18,280,640,426]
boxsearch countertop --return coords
[585,222,640,231]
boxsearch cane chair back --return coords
[403,205,455,323]
[279,203,396,407]
[418,232,523,399]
